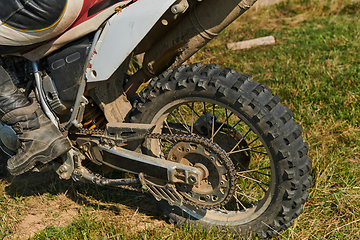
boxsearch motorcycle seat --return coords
[0,0,67,32]
[0,0,83,55]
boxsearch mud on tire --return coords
[129,63,312,239]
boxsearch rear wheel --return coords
[129,63,312,238]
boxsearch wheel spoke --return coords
[220,207,229,214]
[160,141,166,148]
[236,186,257,205]
[163,138,175,145]
[233,160,269,193]
[227,145,265,155]
[185,103,201,118]
[229,129,252,154]
[232,119,242,129]
[247,136,259,146]
[212,112,234,140]
[164,120,174,135]
[248,149,268,155]
[159,141,168,158]
[210,104,215,142]
[238,167,271,177]
[225,108,230,128]
[170,111,191,133]
[191,102,194,134]
[203,102,211,137]
[237,173,269,188]
[237,191,259,203]
[234,191,248,210]
[176,108,191,133]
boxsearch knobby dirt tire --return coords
[129,63,312,239]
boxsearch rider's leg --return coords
[0,66,71,176]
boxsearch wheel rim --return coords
[145,97,276,225]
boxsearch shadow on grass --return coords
[1,160,165,223]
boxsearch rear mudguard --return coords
[86,0,176,82]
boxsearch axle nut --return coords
[188,175,197,184]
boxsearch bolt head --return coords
[171,6,179,14]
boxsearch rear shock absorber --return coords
[82,101,107,130]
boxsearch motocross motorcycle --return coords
[0,0,312,238]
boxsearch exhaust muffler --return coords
[125,0,257,97]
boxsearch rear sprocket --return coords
[149,133,237,210]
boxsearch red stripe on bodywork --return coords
[70,0,129,29]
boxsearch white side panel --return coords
[87,0,176,82]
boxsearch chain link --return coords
[69,127,105,136]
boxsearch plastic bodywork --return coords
[86,0,176,82]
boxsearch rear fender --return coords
[86,0,176,82]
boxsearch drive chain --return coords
[71,128,237,209]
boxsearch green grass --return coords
[1,0,360,239]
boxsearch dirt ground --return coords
[8,194,78,239]
[1,169,169,239]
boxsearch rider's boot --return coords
[0,66,71,175]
